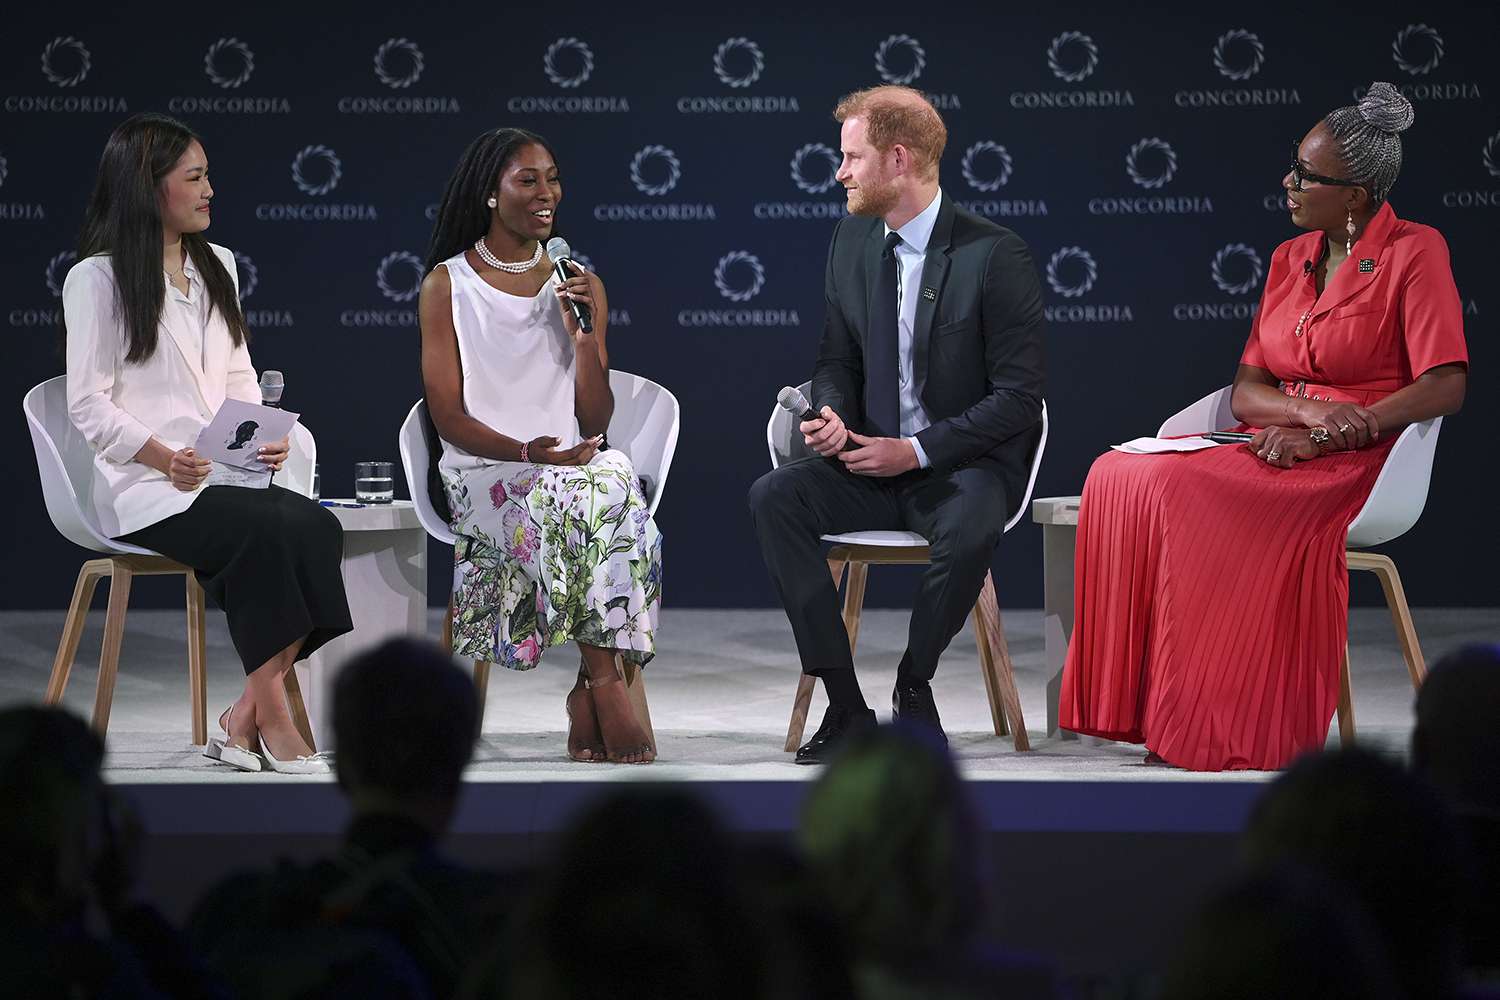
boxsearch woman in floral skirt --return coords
[419,128,661,763]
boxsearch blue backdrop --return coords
[4,1,1496,612]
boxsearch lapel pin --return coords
[921,286,937,301]
[1358,258,1375,273]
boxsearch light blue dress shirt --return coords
[883,188,943,469]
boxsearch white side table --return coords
[299,500,427,748]
[1032,495,1081,738]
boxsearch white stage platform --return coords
[3,605,1487,975]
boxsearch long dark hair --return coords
[74,113,247,364]
[424,127,559,271]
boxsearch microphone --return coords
[777,385,856,452]
[259,370,284,408]
[544,237,593,333]
[257,370,284,483]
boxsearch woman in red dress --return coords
[1058,83,1469,771]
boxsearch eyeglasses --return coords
[1289,143,1361,192]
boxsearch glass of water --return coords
[354,461,394,504]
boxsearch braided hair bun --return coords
[1357,82,1415,134]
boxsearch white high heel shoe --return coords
[202,706,263,772]
[260,730,332,774]
[203,707,230,760]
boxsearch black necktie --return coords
[863,231,903,438]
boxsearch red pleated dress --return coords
[1058,203,1468,771]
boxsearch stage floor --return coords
[2,604,1486,795]
[4,605,1489,974]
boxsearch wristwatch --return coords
[1308,426,1332,454]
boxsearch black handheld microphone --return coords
[777,385,857,452]
[259,370,284,408]
[545,237,593,333]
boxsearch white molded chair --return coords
[1158,384,1442,743]
[24,375,317,746]
[766,382,1048,752]
[397,369,678,737]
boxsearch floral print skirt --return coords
[442,450,662,670]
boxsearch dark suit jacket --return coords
[812,192,1046,519]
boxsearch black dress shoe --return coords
[794,704,878,765]
[892,680,947,744]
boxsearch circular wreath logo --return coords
[291,145,342,196]
[1211,243,1264,296]
[544,37,594,88]
[46,251,78,298]
[630,145,681,197]
[1045,247,1097,298]
[1392,24,1443,76]
[714,251,765,303]
[41,37,90,88]
[205,37,254,89]
[875,34,926,85]
[713,36,763,88]
[1126,138,1178,189]
[233,251,258,301]
[570,253,594,273]
[1482,132,1500,179]
[1212,29,1264,81]
[377,252,424,303]
[790,143,840,194]
[374,38,424,89]
[961,141,1013,192]
[1047,31,1098,83]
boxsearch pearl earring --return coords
[1345,209,1356,255]
[487,196,497,208]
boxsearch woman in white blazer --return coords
[63,113,351,773]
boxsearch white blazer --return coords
[64,242,260,538]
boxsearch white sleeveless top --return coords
[437,252,578,473]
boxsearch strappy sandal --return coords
[586,669,656,765]
[566,672,606,763]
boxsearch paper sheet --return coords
[194,399,299,470]
[1110,436,1224,455]
[194,399,300,489]
[202,462,274,490]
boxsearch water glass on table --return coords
[354,461,394,504]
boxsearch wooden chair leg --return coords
[974,608,1008,738]
[619,655,657,750]
[841,561,869,652]
[46,559,109,706]
[1337,643,1356,745]
[186,573,208,746]
[441,595,455,650]
[784,674,818,753]
[1358,552,1428,690]
[282,666,316,752]
[785,554,849,752]
[473,660,491,728]
[974,571,1030,751]
[91,559,135,737]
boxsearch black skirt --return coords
[120,486,353,674]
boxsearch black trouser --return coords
[747,456,1008,682]
[120,486,353,674]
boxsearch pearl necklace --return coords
[473,236,542,273]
